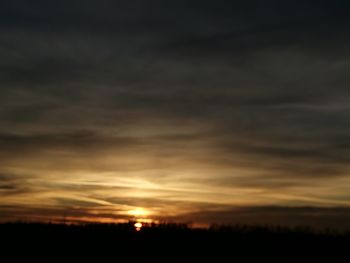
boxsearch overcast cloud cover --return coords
[1,0,350,228]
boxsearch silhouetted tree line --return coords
[1,222,349,261]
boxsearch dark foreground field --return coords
[1,222,349,261]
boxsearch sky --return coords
[1,0,350,229]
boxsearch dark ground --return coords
[1,222,349,261]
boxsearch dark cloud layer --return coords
[1,0,350,227]
[173,206,350,230]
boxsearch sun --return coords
[134,222,143,231]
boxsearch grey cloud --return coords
[0,205,130,223]
[0,173,32,196]
[1,0,350,225]
[170,206,350,230]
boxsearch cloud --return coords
[0,0,350,226]
[169,206,350,230]
[0,173,35,198]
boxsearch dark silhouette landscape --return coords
[2,222,349,261]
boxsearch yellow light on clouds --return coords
[127,208,150,217]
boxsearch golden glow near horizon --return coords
[1,119,350,227]
[127,208,151,217]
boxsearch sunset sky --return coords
[1,0,350,229]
